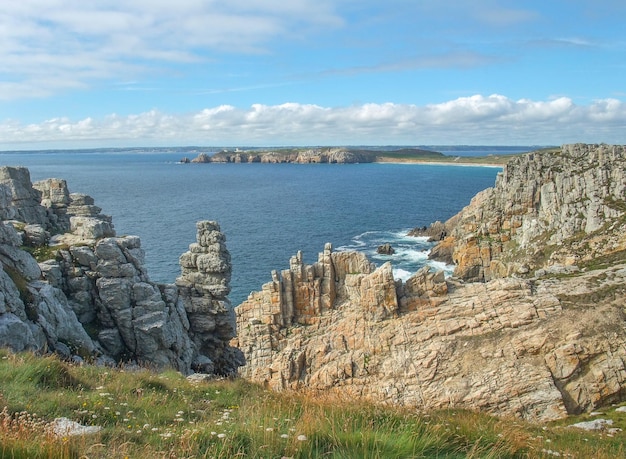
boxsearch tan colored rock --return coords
[432,144,626,281]
[236,145,626,421]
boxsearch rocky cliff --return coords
[428,143,626,281]
[0,166,243,375]
[191,148,377,164]
[234,144,626,421]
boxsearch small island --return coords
[185,146,530,165]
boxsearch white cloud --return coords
[0,0,342,100]
[1,96,624,148]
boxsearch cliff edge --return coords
[234,144,626,421]
[0,166,243,375]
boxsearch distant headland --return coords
[180,146,547,166]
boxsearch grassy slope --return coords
[1,349,624,458]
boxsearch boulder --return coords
[376,243,395,255]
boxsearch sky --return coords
[1,0,625,149]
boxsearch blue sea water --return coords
[0,151,500,305]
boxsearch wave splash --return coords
[337,229,454,281]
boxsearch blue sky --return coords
[1,0,625,149]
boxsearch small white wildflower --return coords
[217,433,226,439]
[281,434,289,439]
[143,424,150,429]
[266,427,274,432]
[297,434,307,441]
[211,431,217,436]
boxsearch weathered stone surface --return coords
[176,221,243,375]
[236,243,626,421]
[236,145,626,422]
[429,144,626,281]
[0,167,48,224]
[0,166,242,377]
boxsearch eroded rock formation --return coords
[235,144,626,421]
[0,166,241,375]
[429,143,626,281]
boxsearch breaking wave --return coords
[337,229,454,281]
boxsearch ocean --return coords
[0,150,501,305]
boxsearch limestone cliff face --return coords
[434,144,626,281]
[235,145,626,421]
[0,166,242,375]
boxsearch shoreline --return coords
[375,159,506,168]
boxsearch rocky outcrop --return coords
[427,144,626,281]
[236,145,626,422]
[176,221,244,375]
[191,148,378,164]
[235,243,626,422]
[0,166,241,376]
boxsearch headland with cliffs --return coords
[0,143,624,424]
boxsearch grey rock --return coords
[70,246,98,267]
[39,260,64,289]
[0,244,42,281]
[0,313,37,351]
[28,281,96,354]
[98,328,125,357]
[23,224,49,246]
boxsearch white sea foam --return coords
[429,260,455,276]
[393,268,415,282]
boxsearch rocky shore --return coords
[0,166,243,375]
[234,144,626,421]
[0,143,624,423]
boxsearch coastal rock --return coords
[428,144,626,281]
[0,166,243,377]
[236,243,626,421]
[190,148,378,164]
[236,145,626,422]
[176,221,243,375]
[376,243,395,255]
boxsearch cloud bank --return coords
[1,95,624,148]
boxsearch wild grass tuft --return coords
[0,348,624,458]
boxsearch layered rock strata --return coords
[0,166,241,375]
[235,243,626,422]
[427,144,626,281]
[236,144,626,422]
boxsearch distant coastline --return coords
[181,146,550,166]
[0,144,553,167]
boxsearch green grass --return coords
[0,349,624,458]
